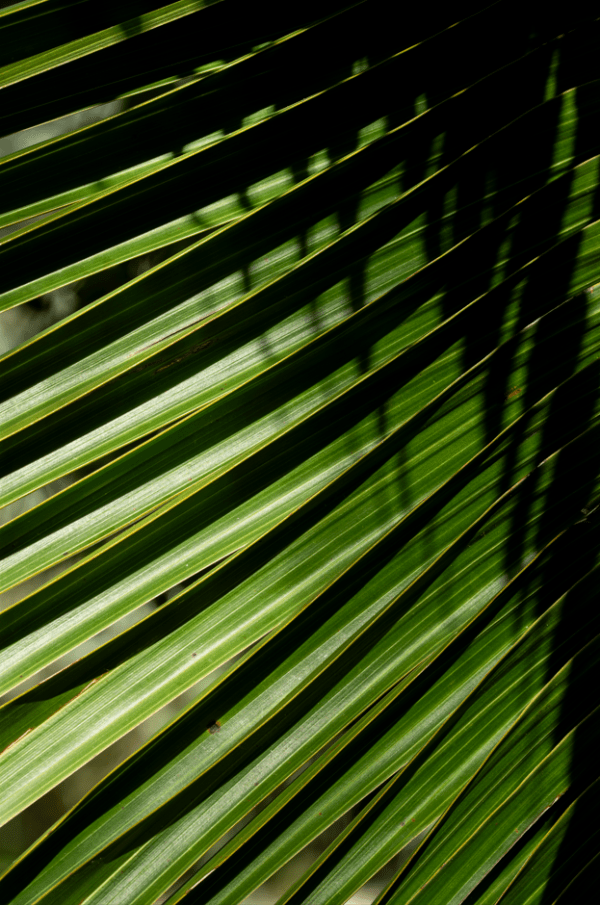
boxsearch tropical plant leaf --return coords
[0,2,599,904]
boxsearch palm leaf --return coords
[0,1,599,903]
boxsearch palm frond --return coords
[0,2,599,903]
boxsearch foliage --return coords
[0,1,599,903]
